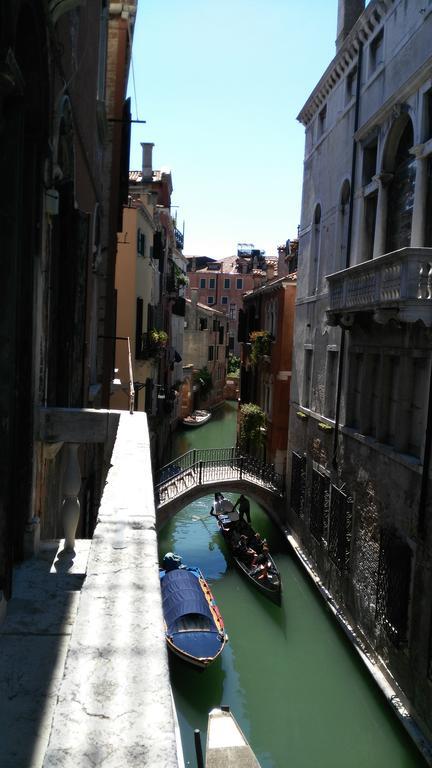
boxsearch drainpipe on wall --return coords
[332,41,363,470]
[418,361,432,538]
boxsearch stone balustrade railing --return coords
[326,247,432,327]
[38,408,120,552]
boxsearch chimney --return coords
[336,0,365,50]
[141,142,154,181]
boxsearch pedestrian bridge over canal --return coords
[154,447,286,526]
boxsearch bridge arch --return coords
[155,448,286,531]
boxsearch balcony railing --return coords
[326,247,432,327]
[174,227,184,250]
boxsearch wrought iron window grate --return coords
[376,529,412,645]
[328,486,352,571]
[428,614,432,682]
[291,451,306,517]
[310,467,330,543]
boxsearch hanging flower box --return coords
[149,329,168,348]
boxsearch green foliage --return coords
[149,329,168,346]
[227,354,240,375]
[194,366,213,398]
[249,330,272,365]
[239,403,266,449]
[174,264,189,287]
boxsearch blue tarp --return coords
[161,569,214,633]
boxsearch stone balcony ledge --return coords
[0,411,181,768]
[326,247,432,328]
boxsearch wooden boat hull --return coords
[160,565,227,668]
[182,410,211,427]
[212,496,282,605]
[218,525,282,604]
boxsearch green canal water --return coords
[158,401,426,768]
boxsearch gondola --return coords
[182,409,211,427]
[211,495,282,605]
[159,554,228,668]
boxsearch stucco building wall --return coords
[287,0,432,739]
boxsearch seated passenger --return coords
[251,545,270,578]
[234,534,256,564]
[248,531,264,553]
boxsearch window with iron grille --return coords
[290,451,306,518]
[376,529,412,645]
[428,615,432,681]
[310,467,330,542]
[328,486,352,571]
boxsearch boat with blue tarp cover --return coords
[159,553,228,668]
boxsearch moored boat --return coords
[182,409,211,427]
[205,706,261,768]
[159,554,227,668]
[211,494,282,605]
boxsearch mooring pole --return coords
[194,729,204,768]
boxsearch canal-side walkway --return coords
[0,412,182,768]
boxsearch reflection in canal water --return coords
[158,402,426,768]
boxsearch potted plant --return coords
[149,329,168,348]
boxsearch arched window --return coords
[309,204,321,294]
[336,180,350,270]
[385,118,415,252]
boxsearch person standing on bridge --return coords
[232,494,251,524]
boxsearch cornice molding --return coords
[297,0,395,126]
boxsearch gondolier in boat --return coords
[232,493,251,524]
[210,492,239,532]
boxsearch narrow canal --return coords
[158,401,426,768]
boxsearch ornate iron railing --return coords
[155,447,285,507]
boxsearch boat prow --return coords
[205,706,261,767]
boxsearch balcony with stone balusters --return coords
[326,247,432,328]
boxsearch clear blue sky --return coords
[128,0,338,259]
